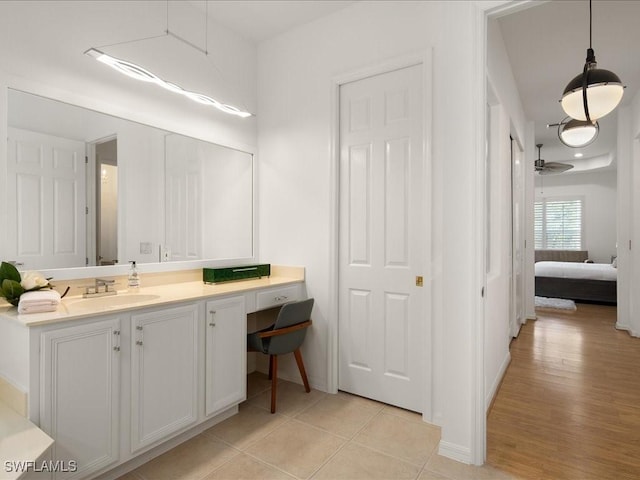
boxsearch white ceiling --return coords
[193,0,356,43]
[497,0,640,170]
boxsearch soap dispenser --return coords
[128,261,140,290]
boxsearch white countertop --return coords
[0,273,303,327]
[0,401,53,480]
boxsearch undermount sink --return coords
[65,294,162,312]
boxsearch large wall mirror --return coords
[5,89,254,271]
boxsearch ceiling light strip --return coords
[85,48,252,118]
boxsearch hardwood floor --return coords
[487,303,640,479]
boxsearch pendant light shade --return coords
[557,117,599,148]
[561,66,624,121]
[560,0,624,122]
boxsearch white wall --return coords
[484,17,529,413]
[616,87,640,335]
[534,170,617,263]
[257,0,486,463]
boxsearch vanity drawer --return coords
[256,285,302,311]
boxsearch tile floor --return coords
[120,373,515,480]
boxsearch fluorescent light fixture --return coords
[574,152,584,158]
[85,48,252,118]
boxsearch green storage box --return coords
[203,264,271,284]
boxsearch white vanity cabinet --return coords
[204,295,246,417]
[0,272,304,479]
[130,303,199,453]
[40,317,122,479]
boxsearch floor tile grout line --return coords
[305,431,352,480]
[239,447,306,480]
[207,446,300,480]
[292,402,382,441]
[202,414,295,453]
[348,437,434,469]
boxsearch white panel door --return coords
[40,317,121,479]
[7,128,86,269]
[131,304,199,452]
[205,296,246,416]
[338,64,425,412]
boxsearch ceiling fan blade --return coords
[538,162,574,175]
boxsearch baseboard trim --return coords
[485,351,510,413]
[0,376,27,417]
[616,322,640,338]
[255,365,327,392]
[438,440,472,464]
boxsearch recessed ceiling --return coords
[497,0,640,170]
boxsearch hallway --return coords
[487,303,640,479]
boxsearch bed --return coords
[534,250,617,305]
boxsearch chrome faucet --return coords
[82,278,118,298]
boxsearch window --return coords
[534,197,584,250]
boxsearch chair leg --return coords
[268,354,274,380]
[270,355,278,414]
[294,348,311,393]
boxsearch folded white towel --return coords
[18,290,61,314]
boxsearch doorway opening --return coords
[89,137,118,266]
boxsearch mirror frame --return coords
[0,78,258,281]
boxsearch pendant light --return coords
[560,0,624,122]
[548,117,599,148]
[85,48,252,118]
[84,2,253,118]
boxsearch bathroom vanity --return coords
[0,266,304,479]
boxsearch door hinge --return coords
[85,206,89,214]
[86,257,89,266]
[415,276,424,287]
[85,156,88,164]
[630,240,632,250]
[481,287,485,297]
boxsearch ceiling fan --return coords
[534,144,573,175]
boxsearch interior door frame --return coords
[87,134,117,267]
[327,50,433,421]
[510,135,526,338]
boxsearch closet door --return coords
[338,63,426,412]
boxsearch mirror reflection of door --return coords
[95,138,118,265]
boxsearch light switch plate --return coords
[139,242,153,254]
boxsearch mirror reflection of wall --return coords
[5,89,255,271]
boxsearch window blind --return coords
[534,198,583,250]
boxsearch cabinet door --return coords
[40,317,121,479]
[131,304,199,452]
[205,296,246,416]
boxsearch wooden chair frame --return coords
[248,319,312,413]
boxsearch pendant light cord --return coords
[582,0,594,123]
[589,0,593,48]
